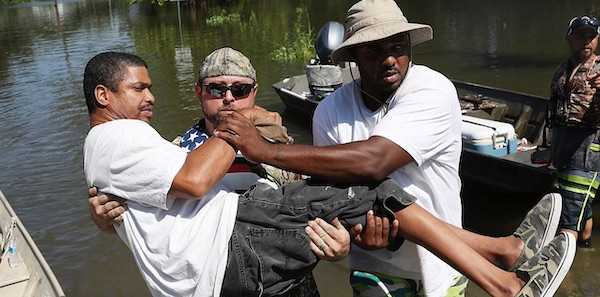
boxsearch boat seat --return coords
[459,94,509,121]
[464,102,534,139]
[489,104,509,121]
[499,102,536,139]
[0,253,30,288]
[463,103,509,121]
[513,105,533,138]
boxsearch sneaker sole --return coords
[540,232,576,297]
[540,193,562,248]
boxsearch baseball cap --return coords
[567,16,600,36]
[198,47,256,82]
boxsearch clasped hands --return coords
[214,107,281,163]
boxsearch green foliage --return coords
[128,0,167,6]
[0,0,29,5]
[206,8,240,26]
[270,7,315,63]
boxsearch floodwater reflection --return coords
[0,0,599,296]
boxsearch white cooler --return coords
[461,115,518,157]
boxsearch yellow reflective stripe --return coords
[557,184,597,198]
[589,143,600,152]
[557,173,600,189]
[578,172,598,229]
[444,275,468,297]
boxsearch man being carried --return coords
[89,47,316,297]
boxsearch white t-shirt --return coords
[84,119,238,297]
[312,65,463,296]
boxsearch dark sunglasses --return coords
[203,83,255,99]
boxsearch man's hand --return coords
[88,187,128,234]
[214,110,272,162]
[305,218,350,261]
[350,210,399,250]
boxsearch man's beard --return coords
[207,106,237,126]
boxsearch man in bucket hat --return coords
[306,1,575,296]
[309,0,465,295]
[214,0,576,297]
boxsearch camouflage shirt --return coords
[550,55,600,127]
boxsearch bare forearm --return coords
[213,111,412,183]
[256,140,392,183]
[172,137,236,198]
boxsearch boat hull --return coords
[0,191,65,297]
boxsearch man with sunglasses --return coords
[550,15,600,249]
[173,47,300,193]
[177,47,316,296]
[178,47,258,152]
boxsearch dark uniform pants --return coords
[553,126,600,231]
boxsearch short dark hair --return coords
[83,52,148,113]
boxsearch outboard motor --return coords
[306,21,345,101]
[315,21,345,65]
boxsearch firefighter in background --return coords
[551,15,600,248]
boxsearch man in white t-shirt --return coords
[83,51,239,297]
[214,1,575,297]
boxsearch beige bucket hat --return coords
[331,0,433,63]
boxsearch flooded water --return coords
[1,0,600,296]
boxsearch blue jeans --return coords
[220,179,415,297]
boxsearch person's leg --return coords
[445,224,521,268]
[556,169,597,243]
[229,179,575,297]
[391,203,577,297]
[446,193,562,270]
[279,273,320,297]
[578,218,593,247]
[390,203,521,296]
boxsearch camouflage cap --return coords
[198,47,256,82]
